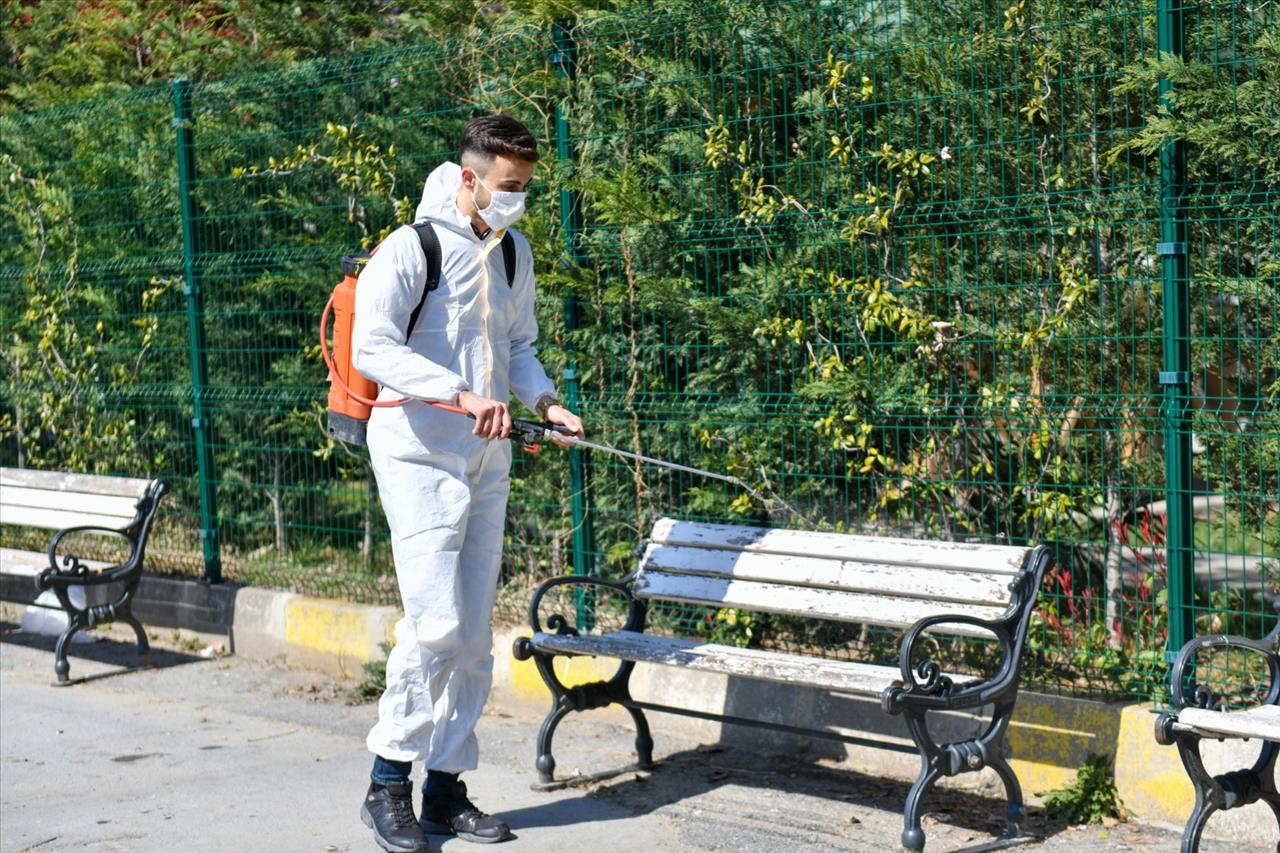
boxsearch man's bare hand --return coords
[544,404,584,446]
[458,390,511,440]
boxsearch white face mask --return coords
[470,178,526,231]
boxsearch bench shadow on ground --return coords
[497,743,1070,851]
[0,619,207,684]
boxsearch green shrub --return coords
[1038,753,1129,825]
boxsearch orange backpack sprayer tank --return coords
[323,253,378,445]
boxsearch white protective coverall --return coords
[351,161,557,772]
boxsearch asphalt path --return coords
[0,624,1269,853]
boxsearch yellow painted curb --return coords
[285,597,371,657]
[1115,703,1194,825]
[283,596,397,677]
[1008,694,1122,797]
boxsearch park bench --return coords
[0,467,168,683]
[514,517,1052,851]
[1155,614,1280,853]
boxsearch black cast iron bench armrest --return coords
[42,526,140,590]
[1165,626,1280,713]
[882,614,1020,714]
[1152,615,1280,850]
[522,574,646,640]
[513,575,656,780]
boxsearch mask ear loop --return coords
[466,169,492,215]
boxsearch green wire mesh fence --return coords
[1,0,1276,702]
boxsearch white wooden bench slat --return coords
[532,629,970,695]
[634,571,1006,635]
[0,486,141,520]
[1,468,153,498]
[643,544,1016,607]
[0,505,139,532]
[651,517,1028,574]
[1177,704,1280,742]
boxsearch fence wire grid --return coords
[2,0,1276,701]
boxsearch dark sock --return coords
[424,770,459,796]
[371,755,412,786]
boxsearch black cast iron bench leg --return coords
[53,612,86,684]
[50,585,150,685]
[526,650,652,785]
[1172,733,1280,853]
[900,701,1022,852]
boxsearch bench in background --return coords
[0,467,168,683]
[515,517,1051,851]
[1156,613,1280,852]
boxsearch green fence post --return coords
[173,78,222,584]
[1156,1,1193,664]
[552,20,596,627]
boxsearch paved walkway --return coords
[0,625,1269,853]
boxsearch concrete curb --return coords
[1,568,1272,843]
[232,587,398,677]
[0,565,395,680]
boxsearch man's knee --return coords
[403,614,463,656]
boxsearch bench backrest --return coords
[635,518,1037,637]
[0,468,158,531]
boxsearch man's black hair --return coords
[459,115,538,166]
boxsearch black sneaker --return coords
[360,782,431,853]
[420,780,512,844]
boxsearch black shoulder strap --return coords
[406,222,442,340]
[404,224,515,340]
[501,231,516,288]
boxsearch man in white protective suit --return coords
[351,115,583,853]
